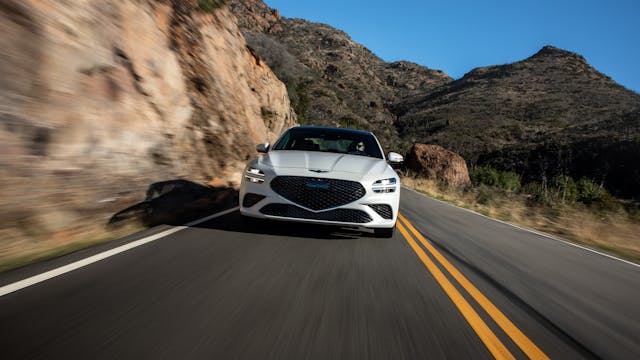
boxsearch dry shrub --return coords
[402,176,640,262]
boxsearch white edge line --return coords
[402,185,640,269]
[0,206,240,297]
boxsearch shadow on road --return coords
[108,179,238,227]
[193,209,375,240]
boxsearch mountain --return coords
[230,1,640,198]
[393,46,640,197]
[229,0,451,149]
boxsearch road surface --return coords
[1,188,638,359]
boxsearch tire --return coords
[374,226,395,238]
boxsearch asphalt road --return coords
[1,188,638,359]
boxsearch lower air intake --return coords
[368,204,393,219]
[243,193,266,208]
[260,204,372,224]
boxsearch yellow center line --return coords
[397,221,516,360]
[398,213,550,360]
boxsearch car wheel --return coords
[374,226,395,238]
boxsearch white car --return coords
[239,126,403,237]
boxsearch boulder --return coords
[405,144,471,188]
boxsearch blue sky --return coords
[263,0,640,93]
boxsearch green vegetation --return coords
[552,175,578,203]
[523,176,617,210]
[471,165,618,210]
[290,80,311,124]
[198,0,228,12]
[576,177,615,208]
[471,166,521,192]
[242,32,317,124]
[410,164,638,261]
[403,175,640,262]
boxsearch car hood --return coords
[257,150,390,179]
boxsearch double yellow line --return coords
[397,213,549,360]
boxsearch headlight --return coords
[244,167,265,183]
[373,178,396,186]
[372,177,397,193]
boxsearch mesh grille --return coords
[368,204,393,219]
[242,193,266,208]
[270,176,365,211]
[260,204,372,224]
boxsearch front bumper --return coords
[240,177,399,228]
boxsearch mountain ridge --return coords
[393,44,640,196]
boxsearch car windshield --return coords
[272,128,383,159]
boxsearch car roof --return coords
[289,125,374,136]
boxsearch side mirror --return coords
[256,143,270,153]
[387,152,404,164]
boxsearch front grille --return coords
[242,193,266,207]
[270,176,365,211]
[260,204,372,223]
[368,204,393,219]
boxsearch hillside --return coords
[393,46,640,197]
[229,0,451,149]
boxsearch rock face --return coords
[0,0,296,260]
[231,0,282,33]
[405,144,471,188]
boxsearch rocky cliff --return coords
[0,0,296,261]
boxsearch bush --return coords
[576,178,617,210]
[577,178,605,203]
[471,166,499,187]
[552,175,578,203]
[523,182,550,205]
[244,33,301,83]
[243,32,312,119]
[498,171,521,192]
[522,176,618,210]
[471,166,521,192]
